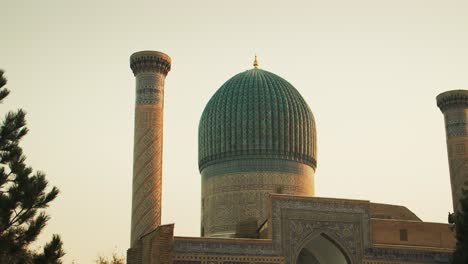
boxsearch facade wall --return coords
[178,195,372,264]
[371,219,455,249]
[129,196,453,264]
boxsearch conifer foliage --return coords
[0,71,64,263]
[452,183,468,264]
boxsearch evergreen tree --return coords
[0,70,64,263]
[451,182,468,264]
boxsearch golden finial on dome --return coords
[253,54,259,68]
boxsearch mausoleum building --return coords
[126,51,468,264]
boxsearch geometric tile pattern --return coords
[364,247,451,263]
[174,253,284,264]
[443,109,467,138]
[198,68,317,172]
[201,161,314,237]
[135,73,165,105]
[131,103,164,246]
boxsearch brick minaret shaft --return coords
[437,90,468,214]
[130,51,171,246]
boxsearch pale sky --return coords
[2,0,468,263]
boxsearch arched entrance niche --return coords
[296,233,351,264]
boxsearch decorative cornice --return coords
[130,51,171,76]
[173,238,276,256]
[199,152,317,172]
[436,90,468,112]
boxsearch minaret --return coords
[437,90,468,214]
[129,51,171,246]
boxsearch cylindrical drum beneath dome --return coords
[201,159,314,238]
[199,67,317,238]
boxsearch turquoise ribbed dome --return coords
[198,68,317,171]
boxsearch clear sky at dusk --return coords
[2,0,468,263]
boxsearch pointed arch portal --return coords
[296,234,351,264]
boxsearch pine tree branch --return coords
[0,71,64,263]
[7,208,25,229]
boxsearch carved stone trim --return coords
[174,253,284,264]
[364,247,451,263]
[443,109,468,138]
[135,73,165,105]
[288,222,358,264]
[199,153,317,172]
[173,238,276,256]
[270,196,370,264]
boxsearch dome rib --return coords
[198,68,317,171]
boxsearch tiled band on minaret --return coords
[130,51,171,246]
[437,90,468,214]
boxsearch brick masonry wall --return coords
[371,219,455,249]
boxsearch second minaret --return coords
[437,90,468,214]
[129,51,171,246]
